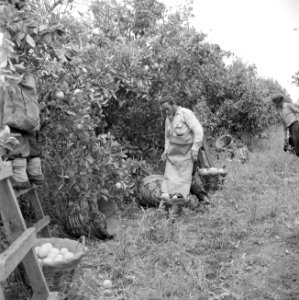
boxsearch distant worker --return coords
[272,95,299,156]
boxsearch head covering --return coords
[159,95,174,105]
[271,95,284,104]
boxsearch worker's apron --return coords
[161,133,194,197]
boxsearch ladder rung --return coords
[0,228,37,282]
[0,161,13,181]
[33,216,50,233]
[15,185,37,197]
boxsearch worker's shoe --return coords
[169,193,185,218]
[27,157,44,185]
[11,158,30,189]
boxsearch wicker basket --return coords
[200,173,226,193]
[138,174,163,207]
[215,135,234,150]
[35,236,86,293]
[65,203,113,240]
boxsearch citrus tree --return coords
[0,0,148,228]
[205,59,287,136]
[0,0,288,232]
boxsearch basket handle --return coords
[74,235,86,254]
[79,235,86,246]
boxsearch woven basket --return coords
[65,206,88,238]
[200,173,226,193]
[65,203,113,240]
[138,174,163,207]
[35,236,86,293]
[215,135,234,150]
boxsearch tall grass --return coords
[69,125,299,300]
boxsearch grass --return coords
[66,125,299,299]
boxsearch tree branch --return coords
[49,0,64,12]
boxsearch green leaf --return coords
[25,34,36,48]
[0,34,9,68]
[39,24,48,32]
[66,111,77,116]
[54,47,67,62]
[14,63,25,70]
[86,155,94,164]
[101,195,109,202]
[101,189,109,196]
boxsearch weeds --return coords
[57,126,299,299]
[248,195,258,225]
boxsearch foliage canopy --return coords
[0,0,288,224]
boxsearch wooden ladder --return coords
[0,160,57,300]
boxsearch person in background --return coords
[7,129,44,188]
[0,73,44,189]
[160,95,210,204]
[272,95,299,156]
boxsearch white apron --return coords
[161,133,194,197]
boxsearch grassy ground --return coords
[68,125,299,300]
